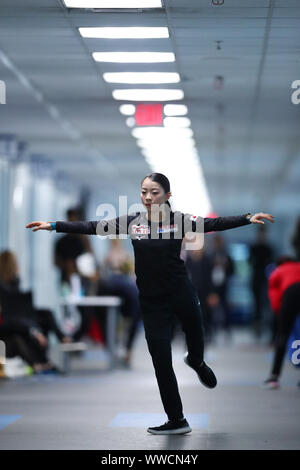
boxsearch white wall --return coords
[2,159,81,313]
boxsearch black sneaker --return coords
[184,352,217,389]
[147,418,192,435]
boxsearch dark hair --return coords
[276,255,295,266]
[291,215,300,260]
[141,173,171,208]
[66,207,83,220]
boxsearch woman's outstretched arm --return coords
[203,212,275,232]
[182,212,275,234]
[25,220,98,234]
[25,214,135,236]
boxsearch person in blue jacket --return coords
[26,172,275,435]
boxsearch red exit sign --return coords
[135,104,163,126]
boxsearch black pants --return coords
[197,292,213,343]
[0,329,48,366]
[138,276,205,421]
[107,274,141,352]
[34,308,65,342]
[271,282,300,377]
[93,276,141,351]
[251,273,268,325]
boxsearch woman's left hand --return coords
[250,212,275,224]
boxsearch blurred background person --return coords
[185,247,216,344]
[291,215,300,261]
[54,207,100,342]
[101,239,141,367]
[209,234,235,340]
[54,206,95,292]
[0,249,71,344]
[264,255,300,389]
[267,255,294,345]
[104,238,132,278]
[0,250,71,374]
[0,322,54,376]
[249,224,274,337]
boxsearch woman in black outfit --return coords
[0,250,72,374]
[26,173,275,434]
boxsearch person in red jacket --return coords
[264,257,300,389]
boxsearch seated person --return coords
[0,322,56,374]
[0,249,72,344]
[0,250,72,373]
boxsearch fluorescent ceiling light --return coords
[93,52,175,63]
[119,104,135,115]
[139,147,197,157]
[126,117,136,127]
[112,89,184,101]
[137,140,196,151]
[164,117,191,128]
[79,27,168,39]
[136,135,195,146]
[137,135,195,143]
[64,1,162,7]
[103,72,180,84]
[132,127,193,139]
[164,104,188,116]
[142,150,198,160]
[141,148,198,160]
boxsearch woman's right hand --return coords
[25,221,52,232]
